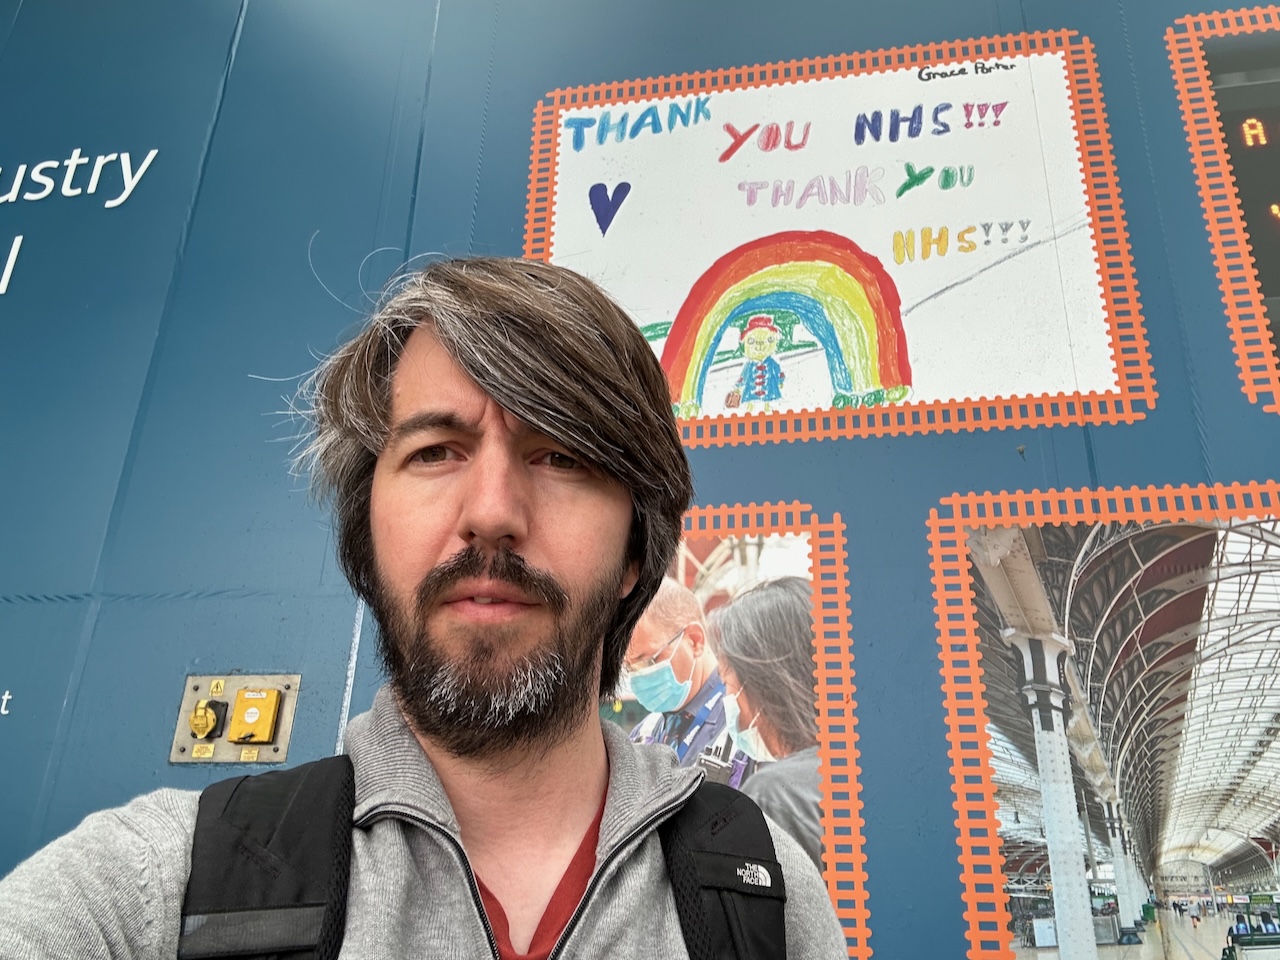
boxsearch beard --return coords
[369,545,627,760]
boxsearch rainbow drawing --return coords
[660,231,911,417]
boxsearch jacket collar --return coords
[345,685,702,853]
[347,686,459,829]
[596,713,702,854]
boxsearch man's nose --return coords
[455,446,531,550]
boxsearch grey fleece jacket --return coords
[0,687,847,958]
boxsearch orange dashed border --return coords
[685,502,869,959]
[1168,6,1280,412]
[928,480,1280,960]
[524,31,1154,448]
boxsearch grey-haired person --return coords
[623,577,754,787]
[0,258,846,959]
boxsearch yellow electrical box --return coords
[226,688,282,744]
[171,673,301,764]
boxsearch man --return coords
[0,258,845,959]
[624,578,751,787]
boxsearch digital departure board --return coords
[1220,103,1280,300]
[1204,34,1280,303]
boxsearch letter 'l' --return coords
[0,235,23,295]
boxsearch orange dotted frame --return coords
[524,30,1154,448]
[684,501,869,958]
[1168,6,1280,412]
[928,479,1280,960]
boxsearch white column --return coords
[1120,851,1147,926]
[1112,846,1136,924]
[1005,631,1100,960]
[1106,804,1141,927]
[1127,852,1150,921]
[1121,855,1142,923]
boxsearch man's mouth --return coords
[412,547,571,618]
[443,583,538,606]
[439,592,541,624]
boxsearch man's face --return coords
[625,615,695,689]
[368,326,638,757]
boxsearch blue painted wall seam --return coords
[466,0,502,255]
[1115,0,1215,486]
[28,0,251,844]
[402,0,444,260]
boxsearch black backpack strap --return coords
[659,781,788,960]
[179,755,355,960]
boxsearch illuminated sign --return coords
[1219,102,1280,301]
[1242,116,1269,146]
[1204,20,1280,306]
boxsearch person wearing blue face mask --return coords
[623,578,752,787]
[709,577,824,871]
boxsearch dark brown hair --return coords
[297,257,693,695]
[709,576,820,755]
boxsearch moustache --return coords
[414,546,570,618]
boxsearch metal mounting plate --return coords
[169,673,302,764]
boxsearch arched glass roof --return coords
[1160,521,1280,871]
[967,518,1280,891]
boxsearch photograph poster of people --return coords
[591,501,872,950]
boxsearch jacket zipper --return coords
[356,774,702,960]
[355,806,502,960]
[545,776,703,960]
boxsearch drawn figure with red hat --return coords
[732,314,786,413]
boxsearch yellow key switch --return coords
[227,688,282,744]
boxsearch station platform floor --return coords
[1013,911,1236,960]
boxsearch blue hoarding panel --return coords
[4,2,1280,959]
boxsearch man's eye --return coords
[411,446,450,464]
[543,451,581,470]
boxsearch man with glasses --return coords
[623,577,751,787]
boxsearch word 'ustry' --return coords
[0,148,159,208]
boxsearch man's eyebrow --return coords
[385,411,479,446]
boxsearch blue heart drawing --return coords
[588,182,631,236]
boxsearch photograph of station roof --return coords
[965,517,1280,959]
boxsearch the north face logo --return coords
[736,862,772,888]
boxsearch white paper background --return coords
[546,51,1119,413]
